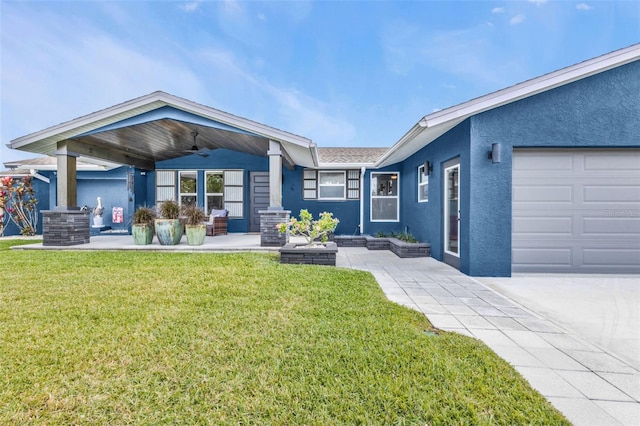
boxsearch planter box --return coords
[334,235,367,247]
[388,238,431,258]
[333,235,431,258]
[280,242,338,266]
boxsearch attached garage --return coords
[512,149,640,273]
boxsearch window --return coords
[179,171,197,206]
[303,170,360,200]
[205,170,244,218]
[205,171,224,213]
[318,171,346,199]
[371,172,399,221]
[156,170,176,202]
[418,164,429,202]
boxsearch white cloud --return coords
[576,3,593,11]
[528,0,547,5]
[492,7,505,14]
[510,14,526,25]
[180,2,200,13]
[381,21,525,89]
[0,10,207,146]
[197,47,356,145]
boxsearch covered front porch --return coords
[7,92,319,246]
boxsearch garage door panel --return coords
[583,185,640,203]
[513,185,574,203]
[513,217,572,235]
[583,248,640,267]
[583,152,640,171]
[513,149,640,273]
[514,153,574,171]
[512,248,572,266]
[583,217,640,235]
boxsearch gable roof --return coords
[376,43,640,167]
[317,147,388,167]
[8,91,317,170]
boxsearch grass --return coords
[0,239,569,425]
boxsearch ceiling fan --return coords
[182,131,210,157]
[171,130,209,158]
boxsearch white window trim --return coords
[370,171,400,222]
[178,170,198,206]
[443,163,460,258]
[418,164,429,203]
[318,170,346,200]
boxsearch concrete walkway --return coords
[337,248,640,426]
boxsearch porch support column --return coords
[267,140,283,209]
[41,140,89,246]
[55,140,78,209]
[260,140,289,247]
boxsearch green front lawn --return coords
[0,240,568,424]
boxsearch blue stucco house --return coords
[4,44,639,276]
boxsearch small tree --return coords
[0,176,39,236]
[278,209,339,246]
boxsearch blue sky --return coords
[1,0,638,163]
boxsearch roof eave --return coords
[376,43,640,169]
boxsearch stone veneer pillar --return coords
[42,210,90,246]
[259,210,290,247]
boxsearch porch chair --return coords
[206,209,229,236]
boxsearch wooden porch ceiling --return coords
[67,118,283,170]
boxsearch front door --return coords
[443,159,460,269]
[249,172,270,232]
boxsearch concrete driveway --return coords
[478,275,640,371]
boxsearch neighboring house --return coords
[1,157,141,234]
[5,44,639,276]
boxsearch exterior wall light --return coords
[423,161,433,175]
[488,143,501,163]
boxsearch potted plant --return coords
[131,206,156,245]
[277,209,340,265]
[181,203,207,246]
[154,200,183,245]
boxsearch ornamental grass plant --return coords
[0,241,568,425]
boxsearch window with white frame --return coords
[179,171,197,206]
[371,172,399,221]
[318,171,346,199]
[156,170,176,202]
[418,164,429,202]
[303,169,360,200]
[205,171,224,213]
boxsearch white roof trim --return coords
[8,91,318,167]
[376,44,640,167]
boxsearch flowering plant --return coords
[0,176,39,236]
[277,209,339,246]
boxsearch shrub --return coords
[0,176,38,236]
[278,209,339,246]
[181,204,207,226]
[158,200,181,219]
[132,206,156,226]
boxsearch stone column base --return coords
[259,210,290,247]
[42,210,90,246]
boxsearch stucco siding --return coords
[399,121,471,269]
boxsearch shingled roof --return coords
[317,147,389,165]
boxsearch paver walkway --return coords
[337,247,640,426]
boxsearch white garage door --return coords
[512,149,640,273]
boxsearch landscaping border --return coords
[334,235,430,258]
